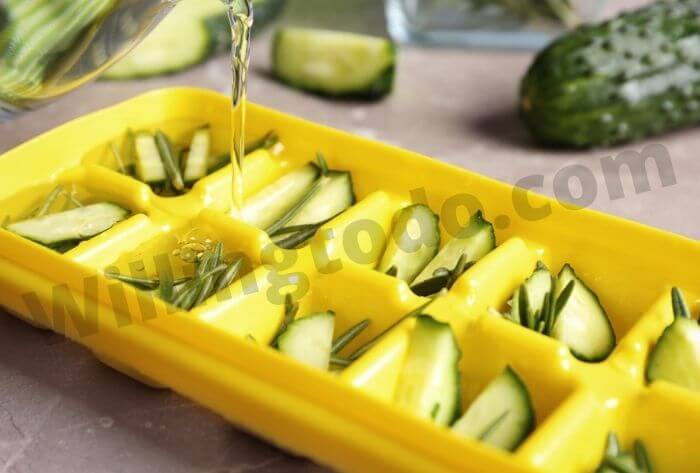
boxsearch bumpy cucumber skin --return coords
[521,0,700,148]
[271,30,396,100]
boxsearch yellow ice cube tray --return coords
[0,88,698,473]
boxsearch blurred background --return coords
[0,1,698,472]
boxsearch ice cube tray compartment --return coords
[0,88,699,473]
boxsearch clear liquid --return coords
[222,0,253,214]
[0,0,176,118]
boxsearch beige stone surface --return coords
[0,1,696,472]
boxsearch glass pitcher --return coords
[0,0,180,121]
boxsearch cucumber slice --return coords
[183,126,210,184]
[285,171,355,227]
[242,163,321,230]
[103,0,284,80]
[394,315,461,426]
[452,367,534,452]
[647,297,700,392]
[103,0,213,80]
[377,204,440,283]
[134,132,167,184]
[412,210,496,287]
[272,28,396,99]
[509,262,552,328]
[277,311,335,370]
[551,265,616,362]
[8,203,130,246]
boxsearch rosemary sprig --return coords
[191,242,224,308]
[213,258,243,293]
[246,131,279,154]
[35,185,64,217]
[671,287,690,319]
[274,224,322,250]
[331,319,371,355]
[110,142,127,174]
[410,253,474,297]
[385,266,398,277]
[330,356,351,367]
[105,271,191,290]
[349,299,436,361]
[316,152,329,176]
[272,294,299,347]
[65,188,83,208]
[269,222,321,238]
[155,130,185,192]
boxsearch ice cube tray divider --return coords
[0,87,698,473]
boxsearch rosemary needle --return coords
[110,142,127,174]
[35,185,64,217]
[331,319,370,355]
[349,299,435,361]
[155,130,184,192]
[329,356,351,367]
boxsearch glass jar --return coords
[385,0,609,50]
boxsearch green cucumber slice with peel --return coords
[411,210,495,288]
[509,262,553,329]
[377,204,440,283]
[272,28,395,99]
[103,0,219,80]
[452,366,534,452]
[242,163,321,230]
[551,265,616,362]
[394,315,461,426]
[183,126,211,184]
[284,171,355,227]
[134,132,167,184]
[646,287,700,392]
[277,311,335,370]
[8,203,130,246]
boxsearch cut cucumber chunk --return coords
[242,163,321,230]
[285,171,355,227]
[377,204,440,283]
[509,262,552,328]
[277,311,335,370]
[647,303,700,392]
[183,126,210,184]
[394,315,461,426]
[134,132,167,184]
[551,265,616,362]
[103,0,284,80]
[452,367,534,452]
[272,28,396,99]
[104,0,221,80]
[8,203,130,246]
[412,210,496,287]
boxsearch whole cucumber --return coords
[521,0,700,148]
